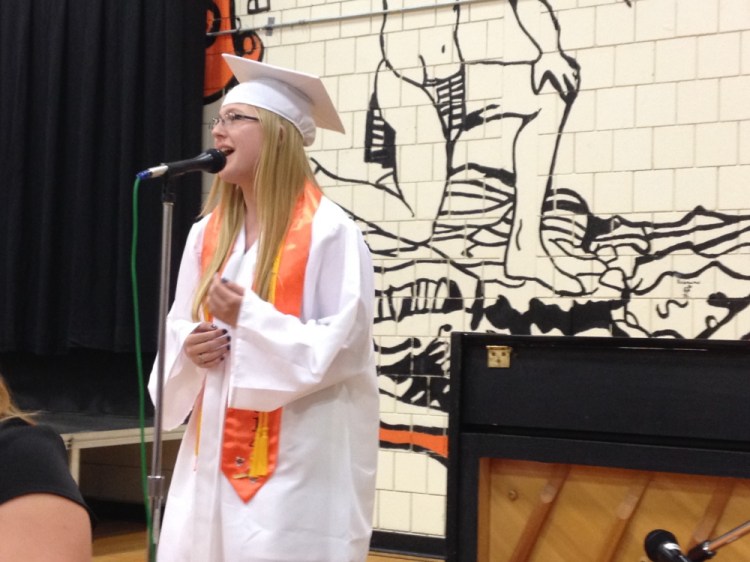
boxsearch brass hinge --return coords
[487,345,511,368]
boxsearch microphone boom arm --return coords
[687,519,750,562]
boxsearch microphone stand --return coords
[687,519,750,561]
[147,177,176,562]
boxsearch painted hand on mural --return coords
[531,51,580,103]
[512,0,581,103]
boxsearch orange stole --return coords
[201,182,322,503]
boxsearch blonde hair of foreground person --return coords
[191,107,316,319]
[0,376,92,562]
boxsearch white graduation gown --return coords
[148,197,379,562]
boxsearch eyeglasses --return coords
[209,112,260,131]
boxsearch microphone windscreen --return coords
[204,149,226,173]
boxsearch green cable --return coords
[130,176,154,553]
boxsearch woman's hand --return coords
[207,274,245,327]
[184,322,231,369]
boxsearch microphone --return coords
[645,530,693,562]
[137,149,226,180]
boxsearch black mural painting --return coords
[208,0,750,463]
[308,0,750,461]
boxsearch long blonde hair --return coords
[191,107,319,321]
[0,375,34,424]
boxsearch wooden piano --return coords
[447,334,750,562]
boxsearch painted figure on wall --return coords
[209,0,750,467]
[316,0,750,460]
[367,0,585,295]
[332,0,750,345]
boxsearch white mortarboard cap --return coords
[221,54,344,146]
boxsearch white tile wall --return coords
[354,35,382,74]
[655,37,697,82]
[719,0,750,32]
[635,83,677,127]
[635,0,676,42]
[341,2,373,38]
[743,30,750,74]
[634,169,673,212]
[593,171,633,214]
[676,0,718,36]
[614,42,655,86]
[295,40,325,75]
[557,7,595,50]
[576,47,615,90]
[696,122,737,167]
[394,451,428,493]
[377,490,412,532]
[720,76,750,120]
[697,33,741,78]
[411,492,445,535]
[310,4,341,42]
[403,5,436,31]
[325,37,357,74]
[376,449,395,490]
[596,86,636,129]
[596,3,635,46]
[741,121,750,163]
[718,165,750,208]
[675,167,718,210]
[613,127,653,171]
[227,0,750,542]
[677,79,719,124]
[653,125,694,169]
[566,90,597,131]
[575,130,613,173]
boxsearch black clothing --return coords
[0,417,94,525]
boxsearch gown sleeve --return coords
[147,218,207,430]
[229,202,376,412]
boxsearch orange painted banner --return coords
[379,426,448,459]
[205,0,264,104]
